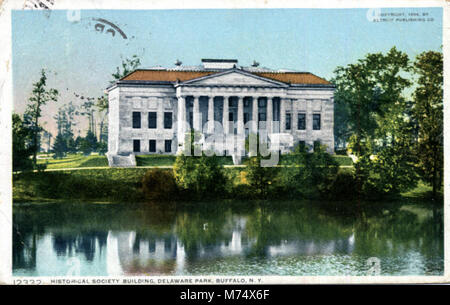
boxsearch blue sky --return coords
[12,8,442,137]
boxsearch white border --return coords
[0,0,448,285]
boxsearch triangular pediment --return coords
[181,69,288,87]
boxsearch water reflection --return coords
[13,201,443,276]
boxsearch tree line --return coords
[13,49,443,200]
[13,55,141,171]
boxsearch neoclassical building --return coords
[106,59,335,166]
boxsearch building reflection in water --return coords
[12,202,444,276]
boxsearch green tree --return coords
[52,133,68,159]
[97,55,142,111]
[333,47,418,197]
[412,51,443,197]
[279,144,339,198]
[80,130,98,155]
[53,102,77,156]
[24,70,59,166]
[173,132,226,198]
[12,113,33,171]
[332,47,411,153]
[245,153,277,199]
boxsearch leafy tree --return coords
[53,103,77,156]
[333,47,419,198]
[332,47,411,153]
[352,122,418,198]
[412,51,443,197]
[111,55,142,82]
[244,153,277,199]
[173,132,226,198]
[24,70,58,166]
[279,144,339,197]
[12,113,33,171]
[97,55,142,111]
[80,130,98,155]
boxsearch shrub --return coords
[142,169,177,201]
[244,154,278,199]
[328,170,358,200]
[173,153,227,199]
[278,144,339,198]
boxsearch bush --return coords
[142,169,177,201]
[278,144,339,198]
[327,170,358,199]
[173,153,227,199]
[244,154,278,199]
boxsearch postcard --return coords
[0,0,448,287]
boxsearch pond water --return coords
[13,200,443,276]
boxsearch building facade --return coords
[106,59,335,166]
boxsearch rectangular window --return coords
[244,99,250,107]
[258,99,266,107]
[148,112,157,129]
[133,139,140,152]
[314,141,321,152]
[244,113,250,124]
[132,112,141,129]
[229,112,234,122]
[164,112,172,129]
[149,140,156,153]
[297,113,306,130]
[299,141,306,151]
[313,114,321,130]
[285,113,291,130]
[165,140,172,153]
[258,113,266,122]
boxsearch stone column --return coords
[267,97,273,133]
[177,95,186,146]
[222,96,229,134]
[208,96,214,133]
[193,96,200,132]
[252,97,258,133]
[280,98,286,133]
[237,96,244,135]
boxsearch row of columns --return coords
[178,95,287,137]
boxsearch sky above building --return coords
[12,7,442,139]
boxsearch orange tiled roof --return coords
[121,69,331,85]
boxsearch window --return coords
[164,112,172,129]
[149,140,156,153]
[244,113,250,124]
[297,113,306,130]
[148,112,157,129]
[165,140,172,153]
[244,99,250,107]
[285,113,291,130]
[313,114,321,130]
[258,99,266,107]
[229,112,234,122]
[133,139,140,152]
[258,113,266,122]
[314,141,321,152]
[299,141,306,152]
[132,112,141,129]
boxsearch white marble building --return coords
[106,59,335,166]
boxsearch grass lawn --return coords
[37,154,108,169]
[38,153,353,169]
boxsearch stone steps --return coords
[107,153,137,167]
